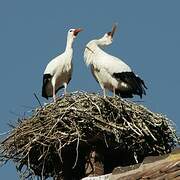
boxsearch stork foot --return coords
[102,88,107,99]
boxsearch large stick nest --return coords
[0,92,179,179]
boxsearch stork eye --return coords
[70,30,73,32]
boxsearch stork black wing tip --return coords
[42,92,49,100]
[42,73,52,100]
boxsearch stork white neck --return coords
[84,40,102,66]
[96,33,113,47]
[65,34,74,51]
[86,34,113,52]
[86,38,109,56]
[94,39,107,48]
[84,33,114,66]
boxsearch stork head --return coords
[107,23,117,39]
[68,28,83,39]
[98,24,117,47]
[98,33,113,46]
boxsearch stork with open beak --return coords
[42,28,83,102]
[84,24,147,98]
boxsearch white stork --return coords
[42,28,83,102]
[84,25,147,98]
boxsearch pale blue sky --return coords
[0,0,180,179]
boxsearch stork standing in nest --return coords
[84,25,147,98]
[42,28,83,102]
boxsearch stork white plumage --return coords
[84,25,147,98]
[42,28,83,102]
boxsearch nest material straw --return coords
[0,92,178,179]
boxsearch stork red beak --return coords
[107,24,117,38]
[73,28,83,36]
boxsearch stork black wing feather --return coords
[42,74,52,99]
[113,72,147,98]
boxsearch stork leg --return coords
[103,89,106,98]
[100,84,106,98]
[103,88,106,98]
[63,83,67,96]
[53,86,56,103]
[113,87,116,98]
[52,79,56,103]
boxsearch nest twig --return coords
[0,92,179,179]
